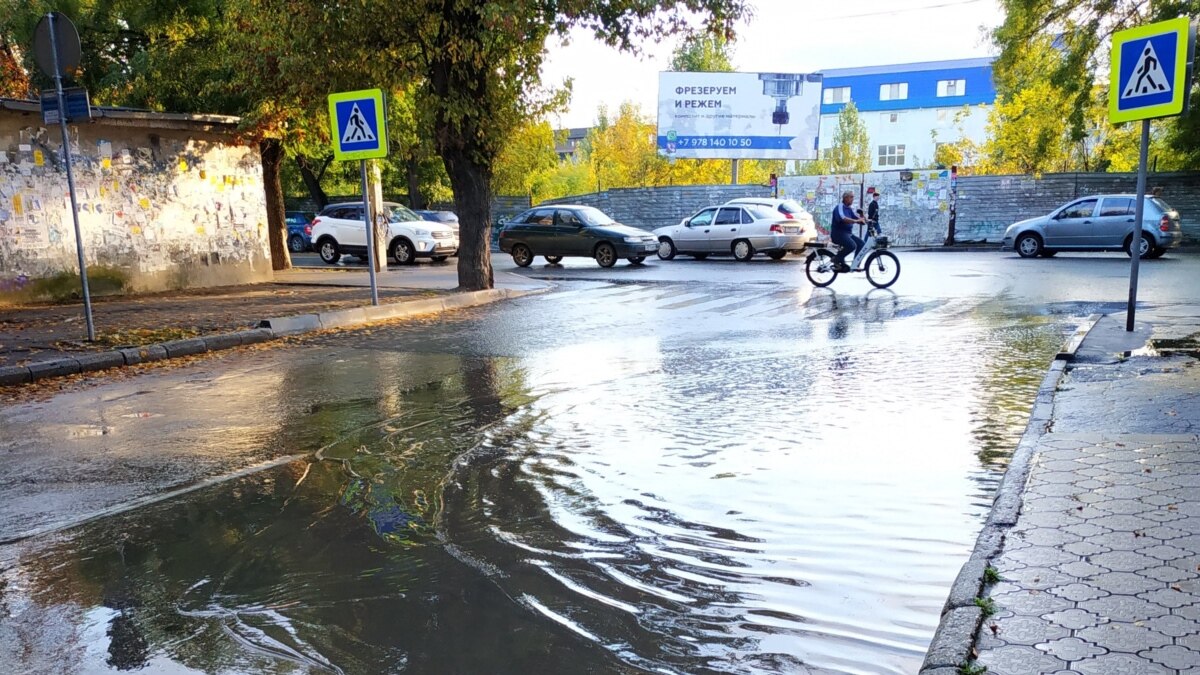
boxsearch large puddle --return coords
[0,290,1072,674]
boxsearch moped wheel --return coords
[865,250,900,289]
[805,249,838,287]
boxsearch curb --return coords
[919,313,1101,674]
[1,288,541,388]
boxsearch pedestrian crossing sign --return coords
[328,89,388,160]
[1109,17,1195,123]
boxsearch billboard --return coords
[657,71,823,160]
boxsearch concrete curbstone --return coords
[161,338,208,358]
[233,328,274,345]
[0,365,32,386]
[28,358,82,380]
[944,558,987,612]
[919,667,963,675]
[120,345,169,365]
[258,314,322,335]
[74,351,126,373]
[202,333,244,351]
[921,606,983,670]
[317,307,368,330]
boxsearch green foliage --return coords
[670,31,735,72]
[983,566,1002,584]
[959,661,988,675]
[974,596,997,617]
[991,0,1200,169]
[493,121,561,202]
[825,102,871,173]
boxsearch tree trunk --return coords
[406,158,426,210]
[295,155,329,210]
[443,149,493,291]
[260,139,291,271]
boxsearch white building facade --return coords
[817,58,996,171]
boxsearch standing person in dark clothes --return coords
[867,191,881,236]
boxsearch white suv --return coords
[311,201,459,265]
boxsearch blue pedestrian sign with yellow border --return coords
[1109,17,1195,124]
[328,89,388,161]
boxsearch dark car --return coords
[286,211,314,252]
[413,210,459,232]
[499,205,658,268]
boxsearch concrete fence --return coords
[525,171,1200,246]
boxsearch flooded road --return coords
[5,252,1194,674]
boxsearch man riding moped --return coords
[830,191,866,273]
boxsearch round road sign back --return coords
[33,12,82,79]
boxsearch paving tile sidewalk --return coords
[972,307,1200,674]
[0,282,433,367]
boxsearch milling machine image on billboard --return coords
[657,71,823,159]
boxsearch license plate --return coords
[644,243,657,251]
[784,227,799,234]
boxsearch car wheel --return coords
[767,250,787,261]
[391,238,416,265]
[317,239,341,264]
[627,256,645,264]
[1015,232,1043,258]
[595,242,617,268]
[732,239,754,262]
[1147,246,1166,259]
[805,250,838,287]
[288,234,306,253]
[691,253,709,261]
[511,244,533,267]
[544,256,563,264]
[431,256,449,263]
[657,238,677,260]
[1125,233,1154,258]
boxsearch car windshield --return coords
[575,207,615,226]
[384,205,421,223]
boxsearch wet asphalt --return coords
[2,250,1199,674]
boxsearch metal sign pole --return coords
[47,13,94,341]
[1126,119,1150,331]
[359,159,380,306]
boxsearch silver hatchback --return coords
[1002,194,1183,259]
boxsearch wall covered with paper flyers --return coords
[0,103,271,303]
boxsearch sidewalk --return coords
[0,265,548,377]
[924,304,1200,674]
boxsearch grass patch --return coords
[93,327,201,347]
[983,566,1003,584]
[959,661,988,675]
[974,596,997,617]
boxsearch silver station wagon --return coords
[1002,194,1183,259]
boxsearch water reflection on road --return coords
[1,282,1072,674]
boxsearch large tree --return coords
[317,0,748,290]
[824,101,872,173]
[669,31,734,72]
[992,0,1200,164]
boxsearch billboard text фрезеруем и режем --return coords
[657,72,823,160]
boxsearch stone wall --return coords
[955,172,1200,244]
[541,185,771,231]
[0,100,270,304]
[529,171,1200,246]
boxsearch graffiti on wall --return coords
[779,170,952,246]
[0,122,268,286]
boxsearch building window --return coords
[937,79,967,97]
[879,83,908,101]
[881,112,902,124]
[878,144,906,167]
[823,87,850,104]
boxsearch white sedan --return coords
[653,203,815,261]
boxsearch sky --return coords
[540,0,1006,129]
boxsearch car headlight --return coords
[624,236,641,243]
[414,229,430,237]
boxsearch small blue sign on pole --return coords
[40,86,91,125]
